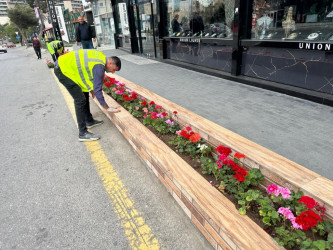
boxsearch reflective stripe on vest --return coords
[75,50,105,91]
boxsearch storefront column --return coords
[231,0,253,76]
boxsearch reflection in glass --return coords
[167,0,234,38]
[251,0,333,41]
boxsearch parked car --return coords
[0,43,7,53]
[7,42,16,48]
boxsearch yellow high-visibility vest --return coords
[47,40,63,55]
[58,49,106,92]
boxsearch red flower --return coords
[216,145,232,156]
[189,132,201,143]
[162,112,167,117]
[233,174,245,182]
[155,105,162,109]
[141,100,147,106]
[173,111,178,114]
[185,126,192,131]
[298,196,316,209]
[149,101,155,105]
[234,152,246,159]
[131,92,138,99]
[180,130,189,139]
[122,94,131,102]
[104,81,111,88]
[295,211,322,231]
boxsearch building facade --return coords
[101,0,332,103]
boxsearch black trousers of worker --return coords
[54,64,94,136]
[34,47,41,59]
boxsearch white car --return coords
[0,43,7,53]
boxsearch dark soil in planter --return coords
[112,96,325,249]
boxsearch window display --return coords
[251,0,333,42]
[167,0,234,39]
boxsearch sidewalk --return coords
[100,48,333,180]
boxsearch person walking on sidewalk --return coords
[75,16,96,49]
[47,40,64,62]
[32,36,42,59]
[54,49,121,142]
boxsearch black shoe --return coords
[79,132,100,142]
[86,120,103,129]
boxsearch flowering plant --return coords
[102,77,333,249]
[45,59,54,68]
[169,126,204,158]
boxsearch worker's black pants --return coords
[54,64,94,136]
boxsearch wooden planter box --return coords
[93,75,333,249]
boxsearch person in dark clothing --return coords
[190,13,204,35]
[32,36,41,59]
[171,14,181,33]
[75,15,96,49]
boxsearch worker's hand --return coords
[93,38,96,42]
[76,41,79,46]
[107,106,121,113]
[90,91,95,99]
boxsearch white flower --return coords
[197,144,208,150]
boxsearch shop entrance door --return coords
[135,0,159,58]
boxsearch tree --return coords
[0,24,8,42]
[8,4,39,46]
[4,24,19,42]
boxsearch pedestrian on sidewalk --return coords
[47,40,64,62]
[54,49,121,142]
[32,36,42,59]
[75,15,96,49]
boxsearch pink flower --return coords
[290,218,303,229]
[267,184,278,194]
[165,119,174,125]
[280,187,291,199]
[156,113,164,118]
[278,207,294,220]
[143,108,148,113]
[185,126,192,131]
[135,106,139,110]
[112,87,117,91]
[141,97,145,100]
[176,130,182,135]
[143,114,147,118]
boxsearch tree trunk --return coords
[17,27,27,47]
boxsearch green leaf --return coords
[238,200,246,205]
[328,233,333,243]
[262,217,271,226]
[312,240,325,250]
[238,207,246,215]
[302,239,313,247]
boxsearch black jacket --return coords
[75,21,96,42]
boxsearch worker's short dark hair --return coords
[110,56,121,71]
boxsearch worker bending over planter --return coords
[47,40,64,62]
[54,49,121,141]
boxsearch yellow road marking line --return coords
[51,70,160,249]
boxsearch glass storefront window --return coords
[167,0,234,38]
[251,0,333,41]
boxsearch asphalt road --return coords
[0,47,212,249]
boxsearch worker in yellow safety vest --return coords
[47,40,64,62]
[54,49,121,141]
